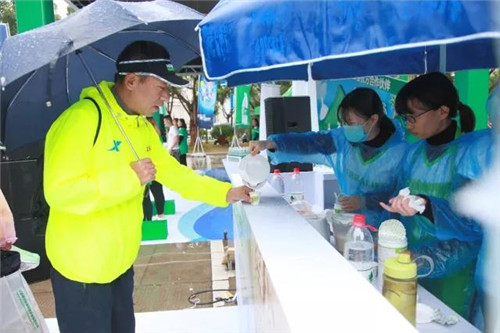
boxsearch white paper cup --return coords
[250,191,260,205]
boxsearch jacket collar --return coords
[111,86,134,116]
[80,81,146,126]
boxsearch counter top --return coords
[225,158,480,333]
[225,158,415,332]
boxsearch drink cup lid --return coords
[352,214,366,227]
[352,214,378,232]
[384,252,416,279]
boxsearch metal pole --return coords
[439,45,447,73]
[77,51,140,160]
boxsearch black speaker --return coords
[0,159,51,282]
[265,96,313,173]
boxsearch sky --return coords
[54,0,73,18]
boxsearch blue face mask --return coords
[343,120,374,143]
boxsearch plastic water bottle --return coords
[344,214,378,283]
[289,167,304,203]
[269,169,285,196]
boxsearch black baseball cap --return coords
[117,58,189,87]
[116,41,189,87]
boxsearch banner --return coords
[235,85,251,128]
[197,75,218,129]
[0,23,10,49]
[316,76,407,130]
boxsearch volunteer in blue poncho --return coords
[457,84,497,330]
[381,72,489,320]
[250,88,408,227]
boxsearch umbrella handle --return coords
[76,51,140,161]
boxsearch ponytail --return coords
[378,114,395,134]
[457,102,475,133]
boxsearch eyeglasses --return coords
[400,108,435,124]
[341,118,370,127]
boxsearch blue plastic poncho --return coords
[268,122,408,227]
[456,128,495,330]
[397,127,492,319]
[456,129,495,182]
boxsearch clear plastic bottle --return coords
[343,214,378,283]
[289,167,304,203]
[269,169,285,196]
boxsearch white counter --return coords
[225,159,414,332]
[47,307,240,333]
[225,159,480,333]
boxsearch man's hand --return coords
[339,196,362,212]
[379,195,424,216]
[226,186,252,203]
[130,158,156,185]
[0,241,12,251]
[249,140,275,156]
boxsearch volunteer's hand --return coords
[249,140,276,156]
[130,158,156,185]
[379,195,424,216]
[339,196,361,212]
[0,241,12,251]
[226,186,252,203]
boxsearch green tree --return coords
[248,81,292,109]
[170,76,199,144]
[0,0,17,35]
[489,68,499,92]
[216,85,233,123]
[249,84,260,109]
[53,2,61,21]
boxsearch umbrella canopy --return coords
[198,0,500,86]
[0,0,203,155]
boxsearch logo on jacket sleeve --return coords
[108,140,122,152]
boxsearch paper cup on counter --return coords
[250,191,260,205]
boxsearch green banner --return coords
[353,75,407,95]
[15,0,55,34]
[235,85,251,128]
[455,70,489,130]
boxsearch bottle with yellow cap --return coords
[382,252,417,326]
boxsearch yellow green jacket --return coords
[44,81,231,283]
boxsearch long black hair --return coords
[337,87,394,134]
[395,72,475,133]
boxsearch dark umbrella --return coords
[0,0,203,158]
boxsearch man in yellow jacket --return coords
[44,41,251,333]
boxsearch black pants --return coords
[51,266,135,333]
[142,181,165,220]
[180,153,187,166]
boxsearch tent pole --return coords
[307,63,319,131]
[439,45,447,73]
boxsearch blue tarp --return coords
[198,0,500,86]
[0,23,10,49]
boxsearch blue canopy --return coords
[198,0,500,86]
